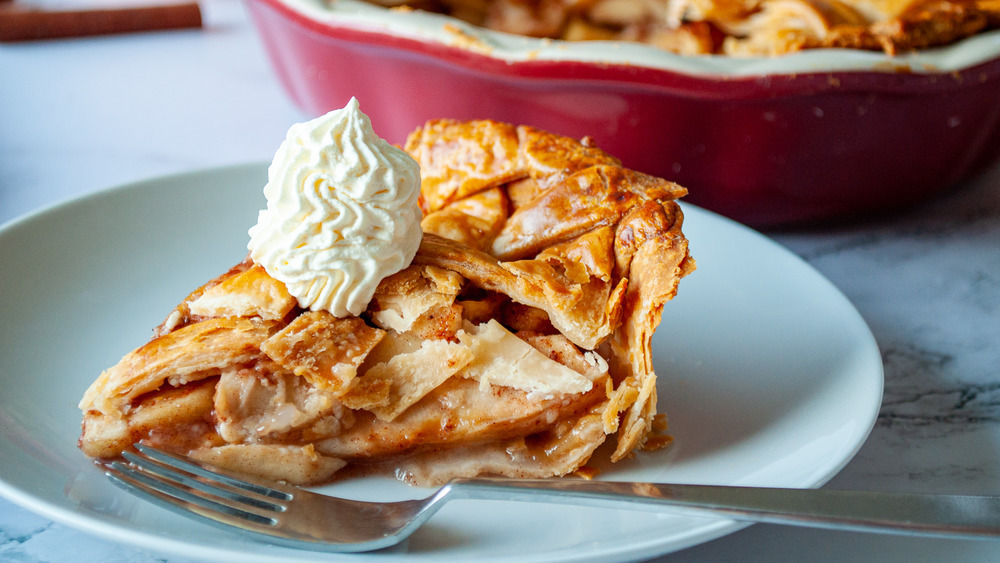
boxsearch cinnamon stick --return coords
[0,1,202,42]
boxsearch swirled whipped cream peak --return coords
[247,98,423,317]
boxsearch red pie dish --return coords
[246,0,1000,227]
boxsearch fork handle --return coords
[446,479,1000,538]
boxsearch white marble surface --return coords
[2,1,1000,560]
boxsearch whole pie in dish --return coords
[78,105,694,486]
[362,0,1000,56]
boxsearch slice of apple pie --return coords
[78,104,694,486]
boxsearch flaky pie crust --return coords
[78,119,694,486]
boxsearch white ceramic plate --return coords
[0,164,882,562]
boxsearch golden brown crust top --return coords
[406,119,633,216]
[408,119,686,261]
[189,263,297,321]
[261,312,386,393]
[79,317,281,420]
[491,164,687,261]
[405,119,523,213]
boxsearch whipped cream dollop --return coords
[248,98,423,317]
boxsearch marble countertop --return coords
[2,1,999,560]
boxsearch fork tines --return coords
[103,444,292,531]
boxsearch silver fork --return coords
[103,444,1000,553]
